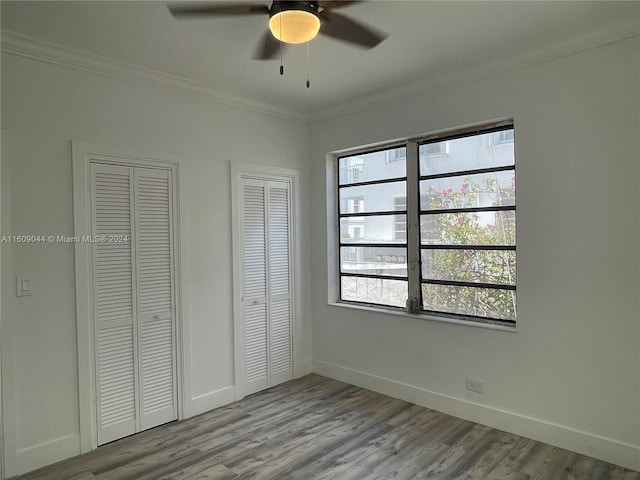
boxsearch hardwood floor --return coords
[13,374,639,480]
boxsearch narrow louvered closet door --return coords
[266,181,293,386]
[134,169,177,431]
[240,177,293,396]
[91,163,137,445]
[241,179,269,395]
[90,162,177,446]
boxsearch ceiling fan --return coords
[167,1,388,60]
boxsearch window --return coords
[393,195,407,241]
[338,147,408,308]
[491,130,514,145]
[386,147,407,163]
[423,140,448,157]
[335,122,516,325]
[339,157,364,183]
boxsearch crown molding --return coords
[308,18,640,124]
[2,16,638,127]
[0,30,311,123]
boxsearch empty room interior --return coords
[1,1,639,479]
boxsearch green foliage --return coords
[422,176,516,320]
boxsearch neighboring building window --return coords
[338,147,408,308]
[339,157,364,183]
[386,147,407,163]
[393,195,407,241]
[351,198,364,213]
[335,123,516,325]
[491,130,515,145]
[423,141,448,157]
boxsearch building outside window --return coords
[386,147,407,163]
[393,195,407,241]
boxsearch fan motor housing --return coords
[269,1,321,44]
[269,1,320,17]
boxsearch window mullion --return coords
[405,140,421,313]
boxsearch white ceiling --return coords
[2,1,639,120]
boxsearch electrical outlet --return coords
[466,377,484,394]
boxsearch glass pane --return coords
[420,170,515,211]
[340,182,406,214]
[340,215,406,244]
[421,249,515,286]
[422,283,516,321]
[342,276,408,308]
[341,247,407,277]
[420,129,515,176]
[339,147,406,185]
[421,210,515,246]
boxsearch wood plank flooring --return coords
[13,374,640,480]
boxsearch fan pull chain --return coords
[306,41,310,88]
[279,7,284,75]
[280,43,284,75]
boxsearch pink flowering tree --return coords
[421,176,516,320]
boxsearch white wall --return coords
[0,53,312,477]
[310,37,640,470]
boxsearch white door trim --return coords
[72,141,184,453]
[231,163,301,401]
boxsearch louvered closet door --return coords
[91,164,138,445]
[134,169,177,431]
[91,163,177,446]
[266,181,293,386]
[240,177,293,396]
[241,179,269,395]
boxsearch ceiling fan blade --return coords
[319,10,387,48]
[253,30,282,60]
[168,2,269,18]
[319,1,361,10]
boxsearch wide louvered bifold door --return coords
[241,179,269,395]
[240,177,293,396]
[134,169,177,431]
[266,181,293,387]
[90,162,177,446]
[91,164,137,445]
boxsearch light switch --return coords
[16,275,33,297]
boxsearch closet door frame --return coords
[231,163,301,401]
[72,142,183,453]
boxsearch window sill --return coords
[327,302,517,333]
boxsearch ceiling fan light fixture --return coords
[269,2,320,44]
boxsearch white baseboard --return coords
[313,359,640,472]
[12,434,80,478]
[184,386,236,419]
